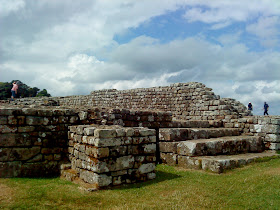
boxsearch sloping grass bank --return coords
[1,159,280,209]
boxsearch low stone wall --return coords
[67,125,157,189]
[76,108,173,128]
[224,116,280,150]
[0,107,79,177]
[0,105,173,179]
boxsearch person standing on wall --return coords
[11,81,18,101]
[264,102,269,116]
[248,102,253,111]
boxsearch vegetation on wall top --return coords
[0,80,51,100]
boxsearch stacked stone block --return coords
[159,126,241,166]
[67,125,157,189]
[0,107,79,177]
[225,116,280,150]
[76,108,173,128]
[9,82,248,122]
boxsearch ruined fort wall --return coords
[225,116,280,150]
[11,82,248,121]
[0,106,173,178]
[0,107,79,177]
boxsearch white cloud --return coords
[0,0,25,17]
[246,16,280,47]
[1,0,280,115]
[183,0,280,24]
[217,32,242,45]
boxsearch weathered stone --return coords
[160,153,177,166]
[26,116,43,125]
[9,147,41,161]
[143,144,156,154]
[138,163,155,174]
[84,127,96,136]
[94,129,117,138]
[266,134,280,142]
[116,155,135,170]
[177,136,264,156]
[159,128,188,141]
[159,142,178,153]
[93,138,122,147]
[0,133,32,147]
[86,146,109,158]
[0,161,22,178]
[0,125,17,133]
[139,129,156,136]
[18,126,36,133]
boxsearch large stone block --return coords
[139,129,156,136]
[265,134,280,143]
[9,147,41,161]
[86,146,110,158]
[159,128,188,141]
[159,142,178,153]
[0,116,8,124]
[143,144,157,154]
[26,116,43,125]
[94,129,117,138]
[90,138,122,147]
[0,133,32,147]
[116,155,135,170]
[0,125,17,133]
[0,161,22,177]
[177,155,201,169]
[177,136,264,156]
[138,163,155,174]
[160,153,177,166]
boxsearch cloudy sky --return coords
[1,0,280,115]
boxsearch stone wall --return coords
[67,125,157,189]
[224,116,280,150]
[0,107,79,177]
[0,106,174,178]
[8,82,248,121]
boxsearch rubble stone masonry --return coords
[225,116,280,150]
[0,107,79,177]
[1,82,279,188]
[9,82,248,121]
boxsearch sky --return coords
[1,0,280,115]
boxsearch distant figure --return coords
[11,81,18,101]
[264,102,269,115]
[248,102,253,111]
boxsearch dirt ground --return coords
[0,183,14,205]
[265,167,280,176]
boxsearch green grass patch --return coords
[1,159,280,209]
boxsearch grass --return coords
[1,159,280,209]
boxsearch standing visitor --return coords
[264,102,269,116]
[248,102,253,111]
[11,81,18,101]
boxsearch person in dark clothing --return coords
[248,102,253,111]
[264,102,269,115]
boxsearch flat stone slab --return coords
[178,150,280,173]
[159,128,240,142]
[177,136,264,156]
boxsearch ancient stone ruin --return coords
[1,82,279,190]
